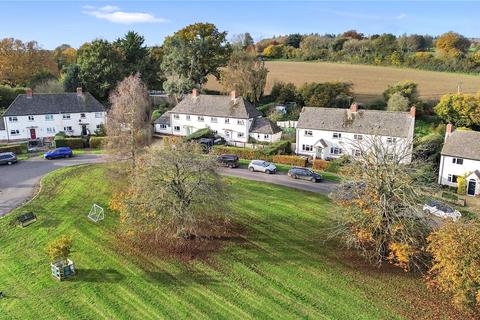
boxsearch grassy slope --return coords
[0,165,466,320]
[206,61,480,103]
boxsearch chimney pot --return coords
[192,88,199,97]
[410,106,416,118]
[350,102,358,113]
[26,88,33,98]
[76,87,83,96]
[230,90,236,101]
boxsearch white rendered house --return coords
[0,88,105,142]
[295,103,416,164]
[438,124,480,196]
[154,89,282,143]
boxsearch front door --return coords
[29,128,36,139]
[467,179,476,196]
[315,147,323,159]
[81,125,87,136]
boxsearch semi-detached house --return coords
[154,89,282,143]
[438,124,480,196]
[0,88,105,142]
[295,103,416,164]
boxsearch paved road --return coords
[218,167,337,194]
[0,154,103,217]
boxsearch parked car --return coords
[288,167,323,182]
[0,152,17,165]
[248,160,277,174]
[217,154,239,168]
[44,147,73,160]
[423,199,461,221]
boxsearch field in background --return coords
[206,61,480,103]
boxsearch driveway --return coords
[0,154,103,217]
[217,167,337,194]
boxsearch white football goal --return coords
[87,204,104,222]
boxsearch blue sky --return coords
[0,1,478,49]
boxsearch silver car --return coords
[248,160,277,174]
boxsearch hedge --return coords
[54,138,84,149]
[89,137,105,149]
[272,155,307,167]
[312,159,329,171]
[264,140,291,155]
[0,144,24,154]
[212,146,271,161]
[184,128,213,141]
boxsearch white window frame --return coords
[10,129,19,135]
[333,132,342,139]
[354,134,363,140]
[80,113,86,118]
[64,126,73,132]
[186,115,191,121]
[47,127,56,133]
[304,130,313,137]
[62,114,71,120]
[237,120,245,125]
[8,116,18,122]
[45,114,54,121]
[212,129,218,135]
[264,134,270,139]
[386,137,397,144]
[447,174,458,183]
[198,116,204,122]
[173,114,180,120]
[95,112,102,118]
[211,117,218,123]
[352,149,361,156]
[237,132,245,138]
[302,144,313,152]
[28,115,34,121]
[452,158,464,165]
[225,118,230,124]
[330,147,343,155]
[159,124,167,129]
[174,126,180,132]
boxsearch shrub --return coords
[212,146,270,160]
[55,131,67,138]
[312,159,328,170]
[264,140,291,155]
[184,128,213,142]
[427,220,480,309]
[89,136,105,149]
[326,156,350,173]
[47,235,73,264]
[0,144,23,154]
[457,176,467,195]
[54,137,84,149]
[272,155,307,167]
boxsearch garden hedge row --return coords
[0,144,24,154]
[264,140,291,155]
[212,146,271,160]
[272,155,307,167]
[312,159,329,170]
[54,138,84,149]
[89,137,106,149]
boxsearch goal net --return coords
[88,204,104,222]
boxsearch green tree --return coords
[77,39,125,100]
[383,80,418,105]
[298,82,354,108]
[220,50,268,105]
[434,93,480,128]
[435,31,470,57]
[62,64,81,92]
[285,34,302,48]
[270,81,298,104]
[387,92,410,111]
[47,235,73,264]
[161,23,230,97]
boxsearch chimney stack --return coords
[192,88,199,98]
[76,87,83,96]
[26,88,33,98]
[350,102,358,113]
[230,90,236,101]
[446,123,454,136]
[410,106,416,118]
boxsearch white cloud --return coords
[396,13,407,20]
[83,5,167,24]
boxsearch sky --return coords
[0,1,478,49]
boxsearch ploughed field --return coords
[206,60,480,103]
[0,164,470,319]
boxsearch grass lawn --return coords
[0,165,467,319]
[238,159,341,182]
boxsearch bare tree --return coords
[114,141,230,242]
[330,136,431,271]
[105,73,152,173]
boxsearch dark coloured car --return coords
[288,167,323,182]
[217,154,239,168]
[0,152,17,165]
[44,147,73,160]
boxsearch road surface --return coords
[0,154,103,217]
[0,155,336,217]
[217,167,337,194]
